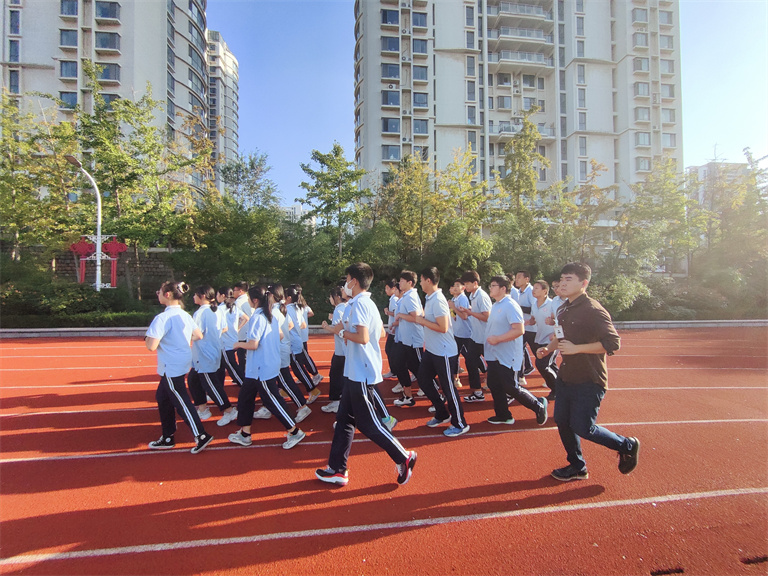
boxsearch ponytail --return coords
[248,285,275,323]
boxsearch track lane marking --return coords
[1,487,765,567]
[1,418,766,465]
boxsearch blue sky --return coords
[207,0,768,206]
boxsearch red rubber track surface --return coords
[0,328,766,575]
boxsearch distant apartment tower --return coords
[0,0,237,192]
[353,0,682,202]
[207,29,239,189]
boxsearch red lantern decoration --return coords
[102,237,127,288]
[69,237,96,283]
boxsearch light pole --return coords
[64,155,106,291]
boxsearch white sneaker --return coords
[283,429,306,449]
[382,371,395,379]
[321,400,340,413]
[312,373,323,386]
[416,389,425,397]
[228,431,252,446]
[428,405,436,413]
[253,406,271,419]
[392,383,403,394]
[295,405,311,423]
[409,373,417,383]
[197,406,212,420]
[307,387,322,405]
[217,409,238,427]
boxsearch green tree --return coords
[297,142,368,258]
[219,150,279,209]
[436,145,489,233]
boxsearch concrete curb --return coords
[1,320,766,339]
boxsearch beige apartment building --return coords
[353,0,682,203]
[0,0,238,191]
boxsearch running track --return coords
[0,328,766,575]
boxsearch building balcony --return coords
[488,26,554,50]
[488,2,553,24]
[488,50,554,72]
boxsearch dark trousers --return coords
[156,374,206,439]
[392,342,422,390]
[235,346,247,375]
[302,341,318,375]
[187,369,231,411]
[486,360,542,420]
[384,333,396,371]
[553,378,632,471]
[329,354,346,401]
[418,351,466,429]
[291,350,317,392]
[465,340,487,391]
[277,366,306,407]
[328,378,408,472]
[531,342,559,392]
[521,331,536,374]
[455,336,472,371]
[219,349,245,387]
[237,376,296,430]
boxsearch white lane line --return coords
[0,354,152,359]
[0,366,152,371]
[1,382,158,389]
[1,366,765,373]
[1,418,765,465]
[0,486,765,567]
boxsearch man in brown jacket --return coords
[537,262,640,481]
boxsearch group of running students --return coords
[145,260,640,486]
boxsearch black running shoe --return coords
[536,397,548,426]
[315,467,349,486]
[148,436,175,450]
[191,432,213,454]
[551,465,589,481]
[396,451,417,485]
[618,437,640,474]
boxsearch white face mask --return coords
[343,281,354,297]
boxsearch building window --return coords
[489,143,495,156]
[60,61,78,78]
[413,12,427,27]
[414,146,429,161]
[414,92,428,108]
[522,74,535,88]
[660,59,675,74]
[381,36,399,52]
[635,132,651,146]
[561,163,568,180]
[59,91,77,108]
[465,6,474,26]
[381,9,399,25]
[8,69,19,94]
[382,118,400,133]
[632,8,648,22]
[497,73,511,86]
[466,31,474,49]
[60,29,78,47]
[633,33,648,47]
[576,17,584,36]
[381,63,400,79]
[578,136,587,156]
[467,80,475,101]
[659,11,673,25]
[467,131,477,152]
[560,116,567,134]
[8,40,19,63]
[577,64,585,84]
[579,160,588,181]
[576,0,584,12]
[576,40,584,57]
[95,1,120,19]
[167,71,175,95]
[634,82,650,96]
[382,90,400,106]
[102,93,119,109]
[95,32,120,50]
[467,106,476,125]
[660,35,674,50]
[497,96,511,109]
[60,0,78,16]
[98,62,120,81]
[636,157,651,171]
[633,58,649,72]
[9,10,20,34]
[538,77,544,90]
[382,145,400,160]
[560,92,566,111]
[488,96,494,110]
[167,45,175,69]
[523,97,536,110]
[577,88,586,108]
[662,108,676,123]
[414,118,428,134]
[662,133,676,147]
[539,168,547,182]
[413,66,428,81]
[635,107,650,121]
[188,69,204,97]
[413,38,428,54]
[578,112,586,130]
[466,56,475,76]
[661,83,675,98]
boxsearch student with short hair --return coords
[484,276,549,427]
[455,270,491,402]
[315,262,416,486]
[536,262,639,481]
[145,281,214,454]
[513,270,536,382]
[448,278,472,387]
[382,279,399,379]
[232,281,251,372]
[215,286,246,388]
[529,280,559,401]
[229,286,306,450]
[320,285,347,414]
[285,284,323,403]
[393,270,432,407]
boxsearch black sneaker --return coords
[536,397,548,426]
[487,415,515,425]
[148,435,175,450]
[618,437,640,474]
[463,391,485,402]
[546,392,556,401]
[315,467,349,486]
[396,451,417,485]
[551,465,589,481]
[191,432,213,454]
[394,395,415,407]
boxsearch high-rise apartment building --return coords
[0,0,238,190]
[353,0,682,202]
[207,29,239,188]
